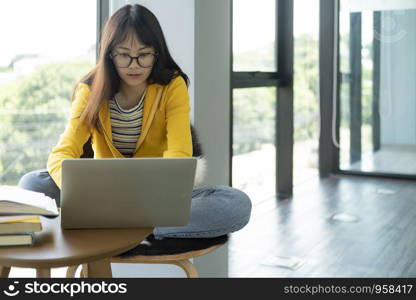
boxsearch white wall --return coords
[194,0,232,187]
[193,0,231,277]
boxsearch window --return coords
[232,0,296,200]
[232,0,278,203]
[0,0,97,185]
[232,87,276,203]
[293,0,319,185]
[233,0,277,72]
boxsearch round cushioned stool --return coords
[66,234,228,278]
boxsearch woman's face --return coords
[111,33,156,88]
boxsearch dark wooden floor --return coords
[228,174,416,277]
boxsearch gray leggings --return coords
[18,169,252,239]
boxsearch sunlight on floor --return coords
[9,267,76,278]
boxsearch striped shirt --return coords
[109,90,147,157]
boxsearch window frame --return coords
[97,0,110,62]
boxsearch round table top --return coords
[0,215,153,268]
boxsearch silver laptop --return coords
[60,158,196,229]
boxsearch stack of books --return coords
[0,215,42,246]
[0,186,59,247]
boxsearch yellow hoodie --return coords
[47,75,192,189]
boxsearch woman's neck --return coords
[117,82,147,110]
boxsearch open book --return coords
[0,186,59,217]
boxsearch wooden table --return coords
[0,215,152,278]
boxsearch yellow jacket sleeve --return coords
[47,83,92,189]
[162,76,193,158]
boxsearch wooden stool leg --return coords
[84,259,112,278]
[66,265,80,278]
[36,268,51,278]
[0,266,11,278]
[172,259,199,278]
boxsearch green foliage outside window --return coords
[0,60,93,184]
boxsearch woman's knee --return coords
[18,169,61,206]
[154,185,252,239]
[19,169,48,190]
[211,185,252,211]
[208,185,252,227]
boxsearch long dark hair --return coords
[76,4,189,131]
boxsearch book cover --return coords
[0,233,34,247]
[0,215,42,234]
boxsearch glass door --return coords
[0,0,97,185]
[339,0,416,176]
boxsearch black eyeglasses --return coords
[110,52,158,68]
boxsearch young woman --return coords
[19,4,251,239]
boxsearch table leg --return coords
[85,259,112,278]
[36,268,51,278]
[81,264,88,278]
[0,266,11,278]
[66,265,79,278]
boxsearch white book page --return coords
[0,186,57,212]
